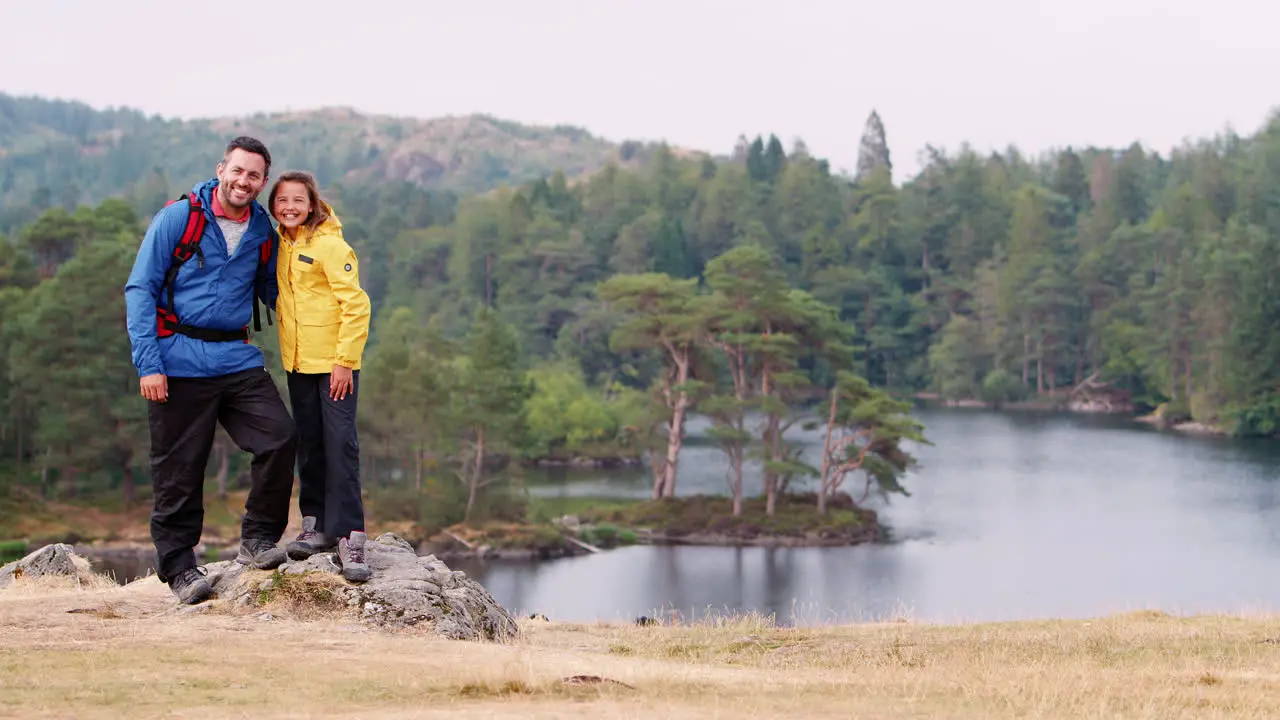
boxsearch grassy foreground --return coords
[2,576,1279,718]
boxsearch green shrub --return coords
[980,369,1026,406]
[0,539,27,564]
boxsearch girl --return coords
[269,171,373,582]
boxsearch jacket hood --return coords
[282,200,343,244]
[192,177,218,201]
[316,201,343,232]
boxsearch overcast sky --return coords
[2,0,1276,179]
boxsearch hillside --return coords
[0,93,682,233]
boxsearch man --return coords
[124,136,298,605]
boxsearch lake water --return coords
[451,408,1280,625]
[85,408,1280,625]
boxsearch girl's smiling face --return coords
[272,181,312,229]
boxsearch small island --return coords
[417,490,885,562]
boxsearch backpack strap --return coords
[252,226,276,333]
[156,193,207,338]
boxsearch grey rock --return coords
[0,543,93,589]
[375,533,416,553]
[203,560,250,597]
[204,532,519,641]
[280,553,341,576]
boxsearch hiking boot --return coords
[286,516,336,560]
[337,531,372,583]
[235,537,287,570]
[168,567,213,605]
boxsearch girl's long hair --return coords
[268,171,331,233]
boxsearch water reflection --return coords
[451,542,915,625]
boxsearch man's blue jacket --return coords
[124,178,279,379]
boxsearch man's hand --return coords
[330,365,354,401]
[140,373,168,403]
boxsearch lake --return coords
[450,408,1280,625]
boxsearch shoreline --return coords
[424,531,887,562]
[66,530,890,574]
[60,498,888,574]
[913,393,1231,436]
[1130,412,1230,436]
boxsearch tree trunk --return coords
[122,463,136,507]
[661,354,691,498]
[730,443,744,517]
[1183,345,1193,402]
[1022,332,1031,387]
[760,361,781,517]
[215,439,229,500]
[1036,338,1044,395]
[1075,338,1086,387]
[818,388,839,515]
[466,427,485,522]
[711,343,751,514]
[415,447,424,493]
[650,452,665,500]
[764,418,779,518]
[40,447,50,500]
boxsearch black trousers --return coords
[148,367,297,583]
[287,370,364,541]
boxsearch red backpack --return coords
[155,192,274,341]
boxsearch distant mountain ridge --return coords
[0,93,688,232]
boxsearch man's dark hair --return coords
[223,136,271,177]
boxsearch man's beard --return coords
[221,182,256,209]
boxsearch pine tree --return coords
[597,273,704,498]
[855,110,892,183]
[456,307,531,521]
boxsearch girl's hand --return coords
[330,365,354,401]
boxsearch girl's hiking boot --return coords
[337,531,372,583]
[168,566,213,605]
[286,516,336,560]
[235,537,287,569]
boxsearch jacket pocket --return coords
[291,257,322,284]
[297,303,341,327]
[296,310,341,367]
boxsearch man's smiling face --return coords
[216,148,267,211]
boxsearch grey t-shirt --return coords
[216,216,248,256]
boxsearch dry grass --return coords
[1,579,1279,719]
[255,569,352,618]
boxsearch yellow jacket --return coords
[275,205,371,373]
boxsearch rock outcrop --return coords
[204,532,519,641]
[0,543,102,589]
[0,534,520,642]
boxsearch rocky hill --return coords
[0,93,684,231]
